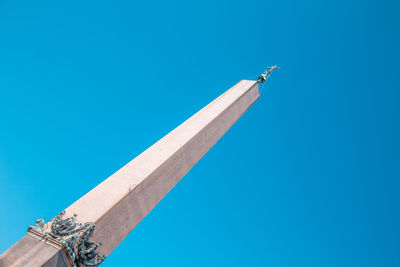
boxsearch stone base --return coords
[0,229,73,267]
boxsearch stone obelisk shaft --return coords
[65,79,259,256]
[0,80,259,266]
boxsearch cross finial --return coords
[257,65,280,83]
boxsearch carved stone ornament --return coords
[28,211,106,266]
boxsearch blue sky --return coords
[0,0,399,266]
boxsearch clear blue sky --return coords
[0,0,399,266]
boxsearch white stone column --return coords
[0,80,259,266]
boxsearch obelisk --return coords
[0,75,271,266]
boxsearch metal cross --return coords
[257,65,280,83]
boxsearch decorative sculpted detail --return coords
[77,223,106,266]
[59,233,79,263]
[30,218,46,233]
[28,211,106,266]
[51,211,92,236]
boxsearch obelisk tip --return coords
[257,65,280,83]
